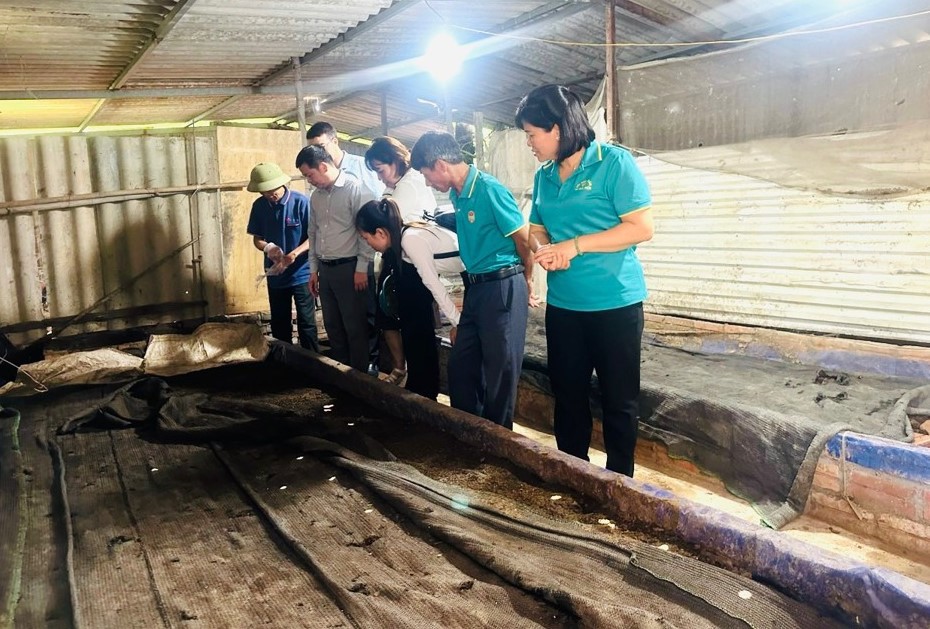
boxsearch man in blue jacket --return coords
[246,162,318,352]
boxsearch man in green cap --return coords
[246,162,318,352]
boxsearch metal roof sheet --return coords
[2,1,926,136]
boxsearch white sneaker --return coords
[386,368,407,386]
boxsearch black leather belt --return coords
[319,256,357,267]
[461,264,524,287]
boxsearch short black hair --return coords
[295,144,333,170]
[514,84,594,162]
[410,131,463,170]
[306,121,336,141]
[365,136,411,176]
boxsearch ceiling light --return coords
[420,32,463,82]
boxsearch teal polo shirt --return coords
[449,165,524,274]
[529,142,651,311]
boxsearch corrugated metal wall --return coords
[638,156,930,345]
[0,130,224,346]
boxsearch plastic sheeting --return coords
[617,2,930,197]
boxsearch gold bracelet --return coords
[573,235,583,256]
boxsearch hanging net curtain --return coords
[616,2,930,198]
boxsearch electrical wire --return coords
[423,1,930,49]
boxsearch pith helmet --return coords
[247,162,290,192]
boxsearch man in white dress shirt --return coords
[306,121,385,375]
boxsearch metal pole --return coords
[292,57,308,145]
[605,1,618,142]
[473,111,485,170]
[444,87,454,134]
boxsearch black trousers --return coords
[545,302,643,477]
[268,282,318,353]
[449,273,528,429]
[319,262,369,371]
[366,260,380,368]
[397,261,440,400]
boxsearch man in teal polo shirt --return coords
[410,131,535,429]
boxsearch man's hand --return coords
[263,242,285,263]
[280,251,297,268]
[527,279,540,308]
[309,272,320,297]
[449,326,457,346]
[353,272,368,291]
[266,261,287,276]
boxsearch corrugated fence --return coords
[0,130,226,346]
[638,155,930,345]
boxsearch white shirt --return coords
[340,152,385,199]
[400,224,464,326]
[386,169,437,225]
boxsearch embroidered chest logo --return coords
[467,210,476,223]
[575,179,593,191]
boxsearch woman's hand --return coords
[534,241,575,271]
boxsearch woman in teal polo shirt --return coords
[515,84,654,477]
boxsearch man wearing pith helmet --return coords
[246,162,318,352]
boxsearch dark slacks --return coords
[397,261,439,400]
[268,282,319,353]
[545,302,644,477]
[366,260,380,369]
[319,262,369,371]
[448,273,528,429]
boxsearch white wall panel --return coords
[638,156,930,344]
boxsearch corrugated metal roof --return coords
[2,1,926,139]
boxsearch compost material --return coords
[1,363,842,628]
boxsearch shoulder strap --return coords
[401,223,460,260]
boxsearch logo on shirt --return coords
[467,210,476,223]
[575,179,593,191]
[285,218,300,227]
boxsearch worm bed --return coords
[1,343,927,627]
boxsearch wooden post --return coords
[381,90,389,136]
[292,57,307,145]
[444,88,454,134]
[605,1,618,142]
